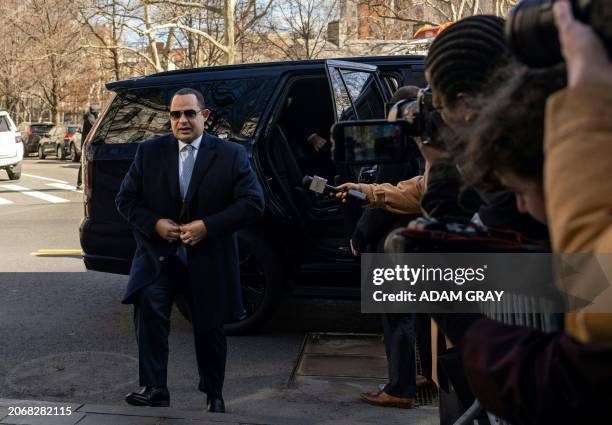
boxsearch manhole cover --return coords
[6,352,138,398]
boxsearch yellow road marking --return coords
[30,249,83,257]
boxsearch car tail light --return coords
[65,133,73,139]
[28,128,33,136]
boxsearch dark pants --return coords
[76,164,82,187]
[381,313,417,399]
[133,257,226,397]
[415,313,432,380]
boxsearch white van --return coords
[0,110,23,180]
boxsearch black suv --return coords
[80,56,425,333]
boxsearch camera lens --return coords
[506,0,564,67]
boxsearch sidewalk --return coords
[0,398,309,425]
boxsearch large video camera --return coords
[506,0,612,67]
[330,87,445,165]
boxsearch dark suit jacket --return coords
[115,133,265,330]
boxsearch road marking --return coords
[46,182,82,192]
[1,184,70,204]
[0,197,13,205]
[22,173,68,184]
[30,249,82,257]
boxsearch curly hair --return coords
[462,66,567,189]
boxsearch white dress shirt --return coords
[178,135,202,180]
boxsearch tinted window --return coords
[95,78,274,144]
[67,126,80,134]
[0,117,10,132]
[32,125,54,134]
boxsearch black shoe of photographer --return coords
[207,396,225,413]
[125,386,170,407]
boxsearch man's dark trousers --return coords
[134,256,226,397]
[381,313,417,398]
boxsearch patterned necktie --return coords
[180,144,195,200]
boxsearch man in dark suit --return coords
[116,88,264,413]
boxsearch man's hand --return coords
[553,0,612,87]
[335,182,361,203]
[155,219,181,242]
[308,133,328,152]
[180,220,207,246]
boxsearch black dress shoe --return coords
[207,396,225,413]
[125,386,170,407]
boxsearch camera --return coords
[330,87,444,166]
[388,87,446,148]
[506,0,612,68]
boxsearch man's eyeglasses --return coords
[169,109,204,120]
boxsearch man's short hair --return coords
[170,88,206,109]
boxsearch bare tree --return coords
[15,0,91,124]
[263,0,340,60]
[78,0,272,74]
[0,1,35,121]
[78,0,136,81]
[348,0,518,40]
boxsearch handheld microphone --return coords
[302,175,368,204]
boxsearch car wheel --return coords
[38,145,46,159]
[6,163,21,180]
[57,145,65,160]
[174,230,283,335]
[70,144,79,162]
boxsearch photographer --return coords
[351,86,433,409]
[428,3,612,423]
[544,1,612,344]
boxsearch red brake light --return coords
[28,128,33,136]
[65,133,73,139]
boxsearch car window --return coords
[340,69,386,120]
[383,75,400,94]
[68,126,80,134]
[94,78,275,144]
[32,125,54,134]
[0,116,10,132]
[201,79,274,140]
[328,68,356,121]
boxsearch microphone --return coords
[302,175,368,204]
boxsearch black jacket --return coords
[115,133,265,330]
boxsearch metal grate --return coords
[290,332,439,407]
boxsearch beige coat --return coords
[358,175,425,215]
[545,83,612,344]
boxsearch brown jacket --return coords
[358,175,425,215]
[545,83,612,343]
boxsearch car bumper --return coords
[0,144,24,167]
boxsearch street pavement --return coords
[0,158,439,424]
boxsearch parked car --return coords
[37,125,68,160]
[0,111,24,180]
[17,122,55,155]
[79,56,426,333]
[65,125,83,162]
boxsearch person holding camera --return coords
[350,86,433,409]
[428,3,612,423]
[544,0,612,345]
